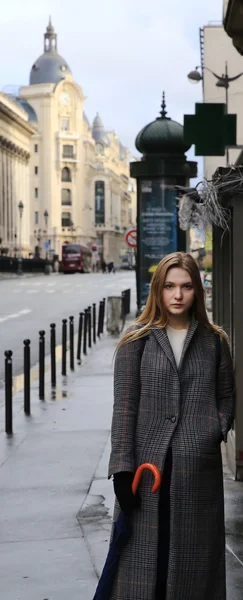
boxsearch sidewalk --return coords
[0,331,242,599]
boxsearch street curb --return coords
[77,434,113,580]
[0,272,48,281]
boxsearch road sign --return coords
[44,241,50,249]
[125,228,137,248]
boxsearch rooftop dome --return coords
[136,92,191,156]
[29,18,72,85]
[6,95,37,123]
[92,113,110,146]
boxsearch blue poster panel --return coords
[139,179,178,307]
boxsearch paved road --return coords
[0,271,136,390]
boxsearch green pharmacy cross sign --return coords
[184,103,237,156]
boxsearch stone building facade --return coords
[0,93,35,256]
[200,21,243,180]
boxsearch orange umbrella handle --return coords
[132,463,161,495]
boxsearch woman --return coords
[108,252,235,600]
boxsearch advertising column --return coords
[138,179,178,307]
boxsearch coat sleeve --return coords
[108,334,144,478]
[217,336,235,443]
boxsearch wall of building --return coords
[203,24,243,180]
[19,77,88,257]
[18,79,134,263]
[0,93,35,255]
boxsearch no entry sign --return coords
[125,228,137,248]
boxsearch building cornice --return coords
[0,99,36,136]
[0,135,30,160]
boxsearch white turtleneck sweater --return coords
[166,325,188,367]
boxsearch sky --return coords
[0,0,224,178]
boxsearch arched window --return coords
[95,181,105,225]
[95,142,104,155]
[61,189,72,206]
[62,212,71,227]
[62,167,72,182]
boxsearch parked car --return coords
[120,260,134,270]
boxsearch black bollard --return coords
[69,316,74,371]
[122,289,131,316]
[97,301,102,338]
[101,299,105,334]
[62,319,67,376]
[88,306,92,349]
[77,312,83,362]
[83,309,88,355]
[50,324,56,388]
[5,350,13,434]
[24,339,31,415]
[127,289,131,314]
[121,291,126,319]
[39,330,45,400]
[93,304,96,344]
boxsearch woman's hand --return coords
[113,471,141,515]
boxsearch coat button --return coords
[170,416,177,423]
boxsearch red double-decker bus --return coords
[61,243,92,274]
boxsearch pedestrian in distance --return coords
[108,251,235,600]
[101,259,107,274]
[108,260,115,273]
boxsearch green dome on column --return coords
[136,92,191,156]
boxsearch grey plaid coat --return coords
[108,320,235,600]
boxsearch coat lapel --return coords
[151,326,178,373]
[178,318,198,371]
[151,318,199,373]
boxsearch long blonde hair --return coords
[117,252,224,349]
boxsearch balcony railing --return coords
[62,153,77,161]
[56,131,79,140]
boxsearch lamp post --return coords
[70,219,75,240]
[18,201,24,275]
[44,210,49,258]
[187,62,243,165]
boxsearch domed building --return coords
[92,113,110,148]
[29,18,72,86]
[16,19,134,262]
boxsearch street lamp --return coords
[18,201,24,275]
[188,62,243,165]
[44,209,49,228]
[69,219,75,240]
[44,210,49,258]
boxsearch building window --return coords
[35,211,39,225]
[95,142,104,155]
[61,119,70,131]
[34,144,38,153]
[63,145,74,158]
[35,188,38,199]
[62,212,71,227]
[95,181,105,225]
[34,166,38,175]
[61,189,72,206]
[61,167,72,182]
[96,162,104,171]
